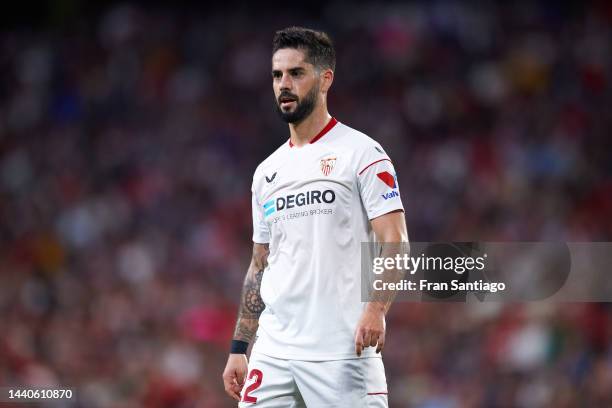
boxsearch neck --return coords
[288,104,332,147]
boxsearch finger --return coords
[376,335,385,353]
[355,328,365,356]
[224,383,240,401]
[222,373,234,390]
[369,331,379,347]
[230,390,241,401]
[355,334,363,357]
[223,371,242,401]
[231,383,243,401]
[362,332,372,350]
[236,369,246,386]
[234,376,244,387]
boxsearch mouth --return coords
[279,96,297,108]
[280,101,296,109]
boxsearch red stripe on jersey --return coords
[309,117,338,144]
[358,158,392,175]
[288,117,338,147]
[367,392,388,395]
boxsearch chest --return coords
[257,149,359,226]
[259,149,355,201]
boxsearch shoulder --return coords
[333,122,388,155]
[332,122,392,174]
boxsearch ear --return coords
[320,69,334,93]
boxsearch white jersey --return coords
[251,117,404,361]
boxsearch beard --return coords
[275,82,318,124]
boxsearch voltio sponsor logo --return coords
[382,190,399,200]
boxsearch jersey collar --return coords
[288,117,338,148]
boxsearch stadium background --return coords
[1,1,611,407]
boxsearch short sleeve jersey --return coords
[251,118,404,360]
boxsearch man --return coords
[222,26,408,407]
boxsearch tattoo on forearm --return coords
[234,318,258,342]
[233,245,268,343]
[244,268,265,317]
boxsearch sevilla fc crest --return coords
[320,157,336,176]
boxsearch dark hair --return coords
[272,26,336,71]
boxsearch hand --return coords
[354,304,386,356]
[222,353,249,401]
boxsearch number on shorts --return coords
[242,369,263,403]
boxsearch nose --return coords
[279,73,292,91]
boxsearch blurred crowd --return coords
[1,1,611,407]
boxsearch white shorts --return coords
[238,352,388,408]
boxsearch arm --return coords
[222,243,269,401]
[355,210,409,356]
[233,243,269,342]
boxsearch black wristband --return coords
[230,340,249,354]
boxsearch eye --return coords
[272,71,282,79]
